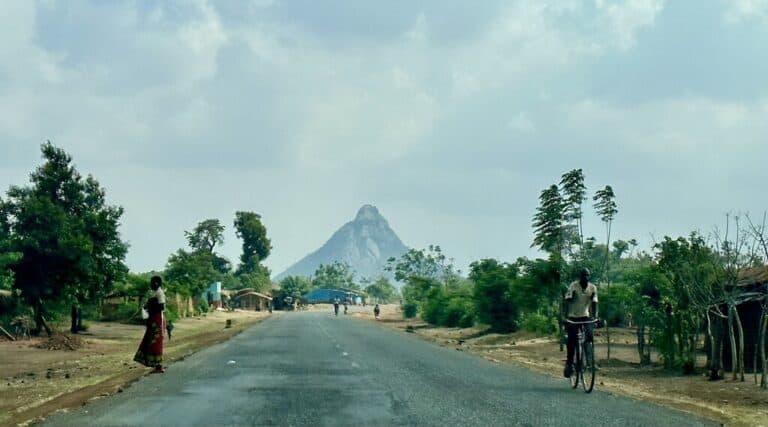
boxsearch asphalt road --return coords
[41,311,717,427]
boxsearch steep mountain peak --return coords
[354,204,382,222]
[275,205,408,284]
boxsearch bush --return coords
[403,302,418,318]
[600,284,634,327]
[521,312,557,335]
[101,301,143,324]
[442,296,474,328]
[196,298,209,315]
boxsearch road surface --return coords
[42,311,717,427]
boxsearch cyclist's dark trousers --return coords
[566,317,593,366]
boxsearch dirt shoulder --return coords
[0,310,270,427]
[356,304,767,427]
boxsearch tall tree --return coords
[531,185,565,257]
[560,169,587,250]
[185,219,225,253]
[233,211,272,275]
[593,184,618,358]
[1,142,128,335]
[164,249,220,296]
[593,185,618,280]
[364,276,398,304]
[312,261,357,290]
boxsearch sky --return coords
[1,0,767,277]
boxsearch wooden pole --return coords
[0,325,16,341]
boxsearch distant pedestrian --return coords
[166,319,174,340]
[134,275,166,373]
[333,298,340,316]
[373,304,380,320]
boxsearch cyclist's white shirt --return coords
[566,281,598,318]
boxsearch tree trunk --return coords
[636,323,650,365]
[760,310,767,389]
[708,310,723,380]
[34,299,52,337]
[733,306,745,381]
[70,304,79,334]
[728,305,738,380]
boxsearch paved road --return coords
[42,312,717,427]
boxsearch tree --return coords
[386,245,459,284]
[531,185,566,257]
[469,259,519,332]
[1,142,128,335]
[312,261,357,290]
[234,211,271,275]
[164,249,219,296]
[593,184,618,359]
[277,275,313,303]
[560,169,587,249]
[365,276,397,304]
[185,219,225,253]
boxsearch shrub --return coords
[442,296,474,328]
[521,312,557,335]
[100,301,143,324]
[403,302,418,318]
[197,298,209,315]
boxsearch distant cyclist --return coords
[333,298,340,316]
[563,268,598,378]
[343,300,348,315]
[373,304,380,320]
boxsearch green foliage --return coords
[531,185,565,256]
[234,211,271,274]
[197,297,210,315]
[164,249,220,296]
[402,302,418,318]
[386,245,459,283]
[185,219,225,253]
[1,142,128,333]
[600,283,635,327]
[469,259,519,332]
[277,275,313,302]
[312,261,357,290]
[521,312,558,335]
[100,301,143,324]
[364,276,397,303]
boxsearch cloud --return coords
[725,0,768,23]
[1,0,766,274]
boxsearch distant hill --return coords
[275,205,408,284]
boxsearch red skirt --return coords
[134,312,164,368]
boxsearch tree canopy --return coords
[0,142,128,334]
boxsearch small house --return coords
[232,289,272,311]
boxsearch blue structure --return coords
[303,288,361,304]
[203,282,222,308]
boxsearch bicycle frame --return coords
[566,319,598,393]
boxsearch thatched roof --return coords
[738,265,768,286]
[234,291,272,301]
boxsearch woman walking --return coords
[134,275,166,373]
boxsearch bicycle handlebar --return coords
[564,319,599,325]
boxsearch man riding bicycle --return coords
[562,268,598,378]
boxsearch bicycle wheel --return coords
[582,340,596,393]
[570,346,580,389]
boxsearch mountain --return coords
[275,205,409,284]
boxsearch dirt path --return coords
[357,304,768,427]
[0,310,270,427]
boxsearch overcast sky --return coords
[1,0,767,277]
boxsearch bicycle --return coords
[565,318,599,393]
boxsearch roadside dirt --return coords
[356,304,768,427]
[0,310,270,427]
